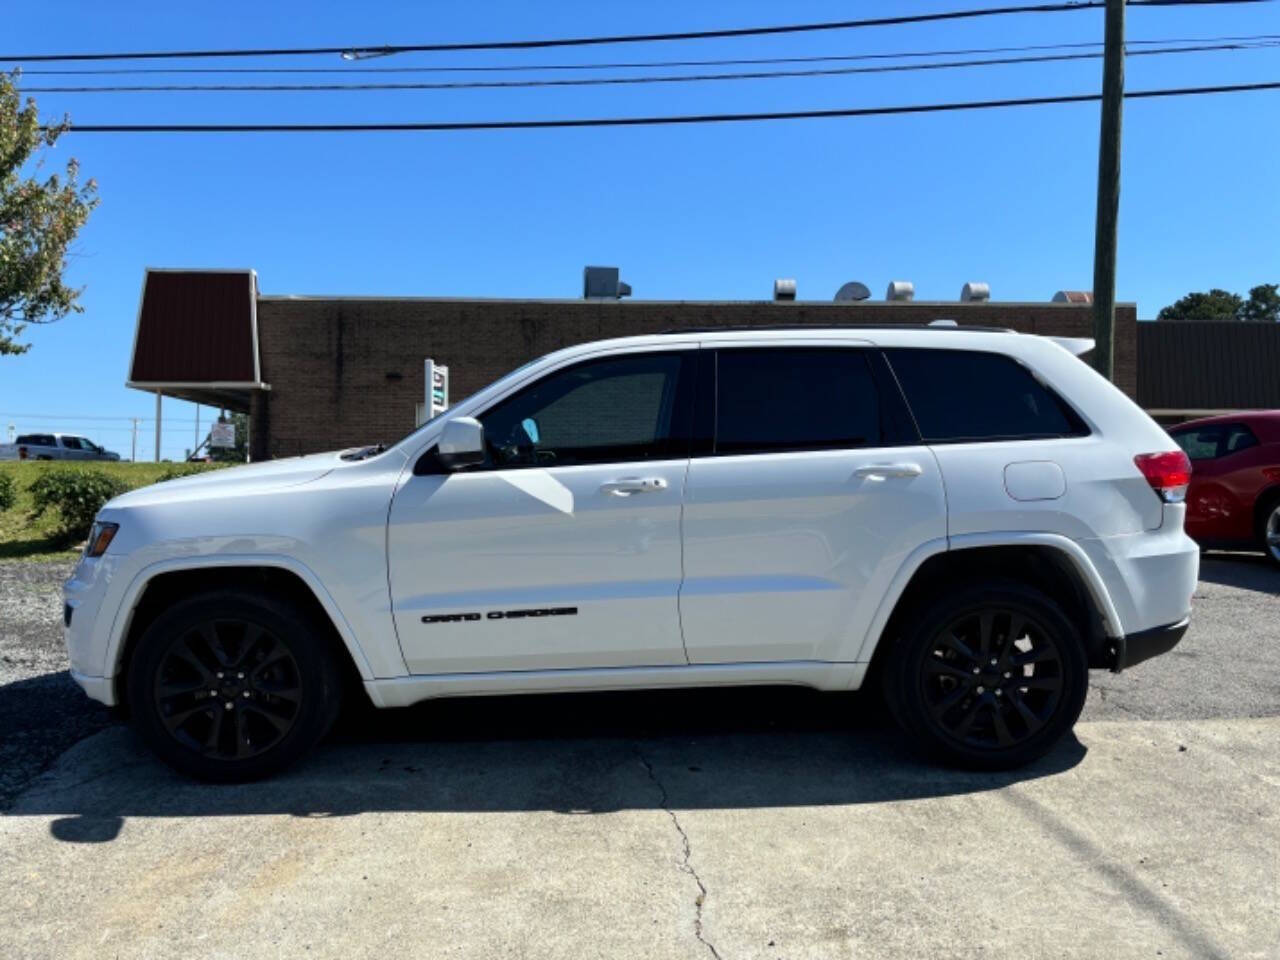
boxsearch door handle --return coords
[600,477,669,496]
[854,463,924,480]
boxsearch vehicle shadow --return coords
[5,684,1087,843]
[1198,552,1280,593]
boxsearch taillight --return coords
[18,446,27,460]
[1134,450,1192,503]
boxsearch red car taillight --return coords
[17,446,28,461]
[1134,450,1192,503]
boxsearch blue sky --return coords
[3,0,1278,459]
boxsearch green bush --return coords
[155,463,231,483]
[29,469,129,542]
[0,473,14,513]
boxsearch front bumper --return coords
[1108,616,1190,672]
[70,669,116,705]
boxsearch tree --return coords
[1157,289,1245,322]
[1240,283,1280,324]
[1,72,99,355]
[1158,284,1280,323]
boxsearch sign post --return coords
[421,359,450,426]
[209,421,235,449]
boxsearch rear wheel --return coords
[1259,497,1280,567]
[126,590,343,782]
[882,581,1088,770]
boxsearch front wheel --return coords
[882,581,1088,770]
[127,590,344,782]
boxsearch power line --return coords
[15,33,1280,76]
[19,40,1280,95]
[0,1,1266,64]
[50,79,1280,134]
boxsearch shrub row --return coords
[1,462,232,544]
[29,469,131,542]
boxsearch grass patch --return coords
[0,462,230,562]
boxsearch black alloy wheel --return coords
[883,581,1088,770]
[153,619,304,760]
[128,590,343,782]
[920,609,1064,751]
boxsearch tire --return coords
[1257,494,1280,567]
[882,580,1088,771]
[126,589,344,782]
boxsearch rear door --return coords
[679,342,947,664]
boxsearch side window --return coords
[1172,427,1221,461]
[714,348,887,455]
[884,348,1087,443]
[61,437,84,450]
[1174,423,1259,461]
[477,352,689,468]
[1222,424,1259,456]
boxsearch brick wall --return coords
[250,298,1137,460]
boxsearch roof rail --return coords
[657,323,1017,335]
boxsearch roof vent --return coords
[773,278,797,301]
[834,281,872,302]
[1052,290,1092,304]
[583,266,632,299]
[960,282,990,303]
[886,280,914,302]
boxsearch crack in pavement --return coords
[636,746,723,960]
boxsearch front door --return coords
[679,344,948,664]
[388,349,697,675]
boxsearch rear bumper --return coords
[1109,616,1189,672]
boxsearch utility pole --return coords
[1091,0,1125,381]
[130,418,141,462]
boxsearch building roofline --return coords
[256,293,1136,308]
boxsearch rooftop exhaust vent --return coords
[774,278,797,301]
[1053,290,1092,304]
[583,266,631,299]
[886,280,915,302]
[961,282,990,303]
[834,281,872,302]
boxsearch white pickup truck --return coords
[0,432,122,461]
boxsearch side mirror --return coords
[437,417,485,471]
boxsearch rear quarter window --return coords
[884,348,1088,443]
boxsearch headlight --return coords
[85,521,119,558]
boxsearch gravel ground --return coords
[1,553,1276,809]
[0,560,110,809]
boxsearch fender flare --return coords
[853,531,1124,665]
[104,553,377,685]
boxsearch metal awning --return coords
[126,268,270,412]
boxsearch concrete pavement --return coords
[2,714,1277,960]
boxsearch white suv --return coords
[64,327,1197,780]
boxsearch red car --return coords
[1169,411,1280,565]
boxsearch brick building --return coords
[127,269,1140,461]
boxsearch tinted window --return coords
[1172,423,1258,461]
[885,349,1086,443]
[61,437,85,450]
[714,348,885,455]
[16,434,55,447]
[478,352,687,468]
[1172,427,1220,461]
[1223,424,1259,455]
